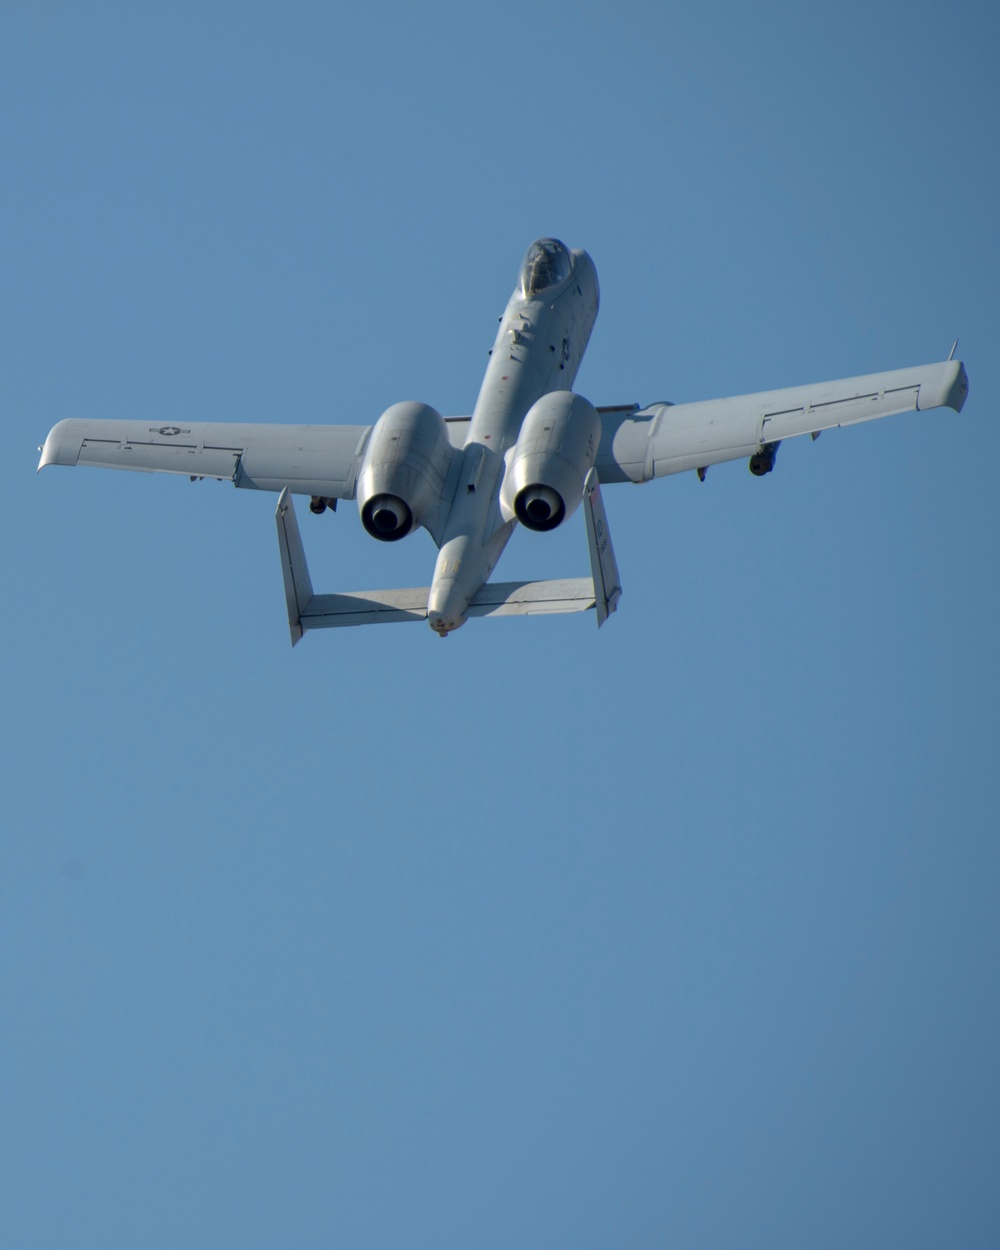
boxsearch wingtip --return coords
[37,432,55,472]
[949,360,970,413]
[37,419,75,471]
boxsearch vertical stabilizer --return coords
[583,468,622,627]
[275,488,315,645]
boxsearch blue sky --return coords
[3,3,998,1246]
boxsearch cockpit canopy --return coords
[519,238,573,297]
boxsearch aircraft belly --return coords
[427,283,596,634]
[427,518,517,634]
[469,298,577,450]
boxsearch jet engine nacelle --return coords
[500,391,601,531]
[356,401,453,541]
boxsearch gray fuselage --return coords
[426,246,599,634]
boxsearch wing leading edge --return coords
[596,359,968,483]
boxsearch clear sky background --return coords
[3,3,998,1247]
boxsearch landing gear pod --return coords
[749,441,780,476]
[501,391,601,531]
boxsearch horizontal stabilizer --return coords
[303,587,429,629]
[275,490,597,641]
[300,580,597,630]
[467,578,595,618]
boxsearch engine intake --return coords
[501,391,601,531]
[356,402,454,542]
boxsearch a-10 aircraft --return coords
[38,239,969,641]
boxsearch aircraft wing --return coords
[596,359,969,483]
[38,414,474,497]
[38,417,373,499]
